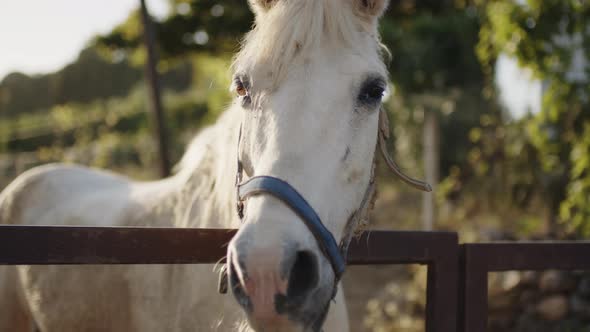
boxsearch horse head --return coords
[224,1,429,330]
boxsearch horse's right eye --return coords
[236,80,248,97]
[234,77,252,108]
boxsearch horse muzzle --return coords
[227,223,334,331]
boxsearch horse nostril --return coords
[287,251,319,299]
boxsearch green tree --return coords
[0,47,143,116]
[379,2,491,184]
[97,1,253,60]
[0,46,196,117]
[476,0,590,236]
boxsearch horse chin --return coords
[245,316,320,332]
[244,300,331,332]
[246,317,304,332]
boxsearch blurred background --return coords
[0,0,589,331]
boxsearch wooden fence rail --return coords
[0,225,458,332]
[2,225,590,331]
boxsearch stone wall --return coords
[489,270,590,331]
[363,265,590,331]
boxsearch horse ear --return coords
[352,0,390,22]
[248,0,279,15]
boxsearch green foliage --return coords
[0,46,195,117]
[379,3,490,182]
[475,0,590,236]
[561,122,590,235]
[188,54,232,121]
[382,8,482,93]
[0,82,219,187]
[1,85,211,156]
[478,0,590,79]
[97,1,253,60]
[0,48,142,116]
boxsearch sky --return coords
[495,54,542,119]
[0,0,168,80]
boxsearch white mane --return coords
[233,0,386,87]
[173,110,241,229]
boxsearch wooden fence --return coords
[1,225,589,332]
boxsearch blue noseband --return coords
[237,176,346,279]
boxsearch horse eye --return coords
[234,77,252,107]
[358,82,385,105]
[236,80,248,97]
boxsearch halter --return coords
[218,109,431,295]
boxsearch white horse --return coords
[0,0,429,331]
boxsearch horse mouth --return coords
[227,252,327,332]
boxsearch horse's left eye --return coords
[358,80,386,106]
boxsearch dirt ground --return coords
[344,266,416,331]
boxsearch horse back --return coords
[0,163,135,227]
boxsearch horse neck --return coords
[170,108,241,229]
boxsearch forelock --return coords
[232,0,387,88]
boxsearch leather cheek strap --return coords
[378,109,432,192]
